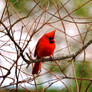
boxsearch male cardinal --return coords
[32,30,56,75]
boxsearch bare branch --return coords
[27,39,92,63]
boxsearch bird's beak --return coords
[51,39,55,43]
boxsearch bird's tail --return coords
[32,61,42,75]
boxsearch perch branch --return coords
[0,20,92,64]
[27,39,92,63]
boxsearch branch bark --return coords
[0,20,92,64]
[27,39,92,63]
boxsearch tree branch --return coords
[0,20,92,64]
[27,39,92,63]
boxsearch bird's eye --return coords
[49,37,53,40]
[49,37,54,43]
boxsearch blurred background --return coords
[0,0,92,92]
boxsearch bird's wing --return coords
[34,35,46,57]
[34,38,42,57]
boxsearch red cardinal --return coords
[32,30,56,74]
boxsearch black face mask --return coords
[49,37,54,43]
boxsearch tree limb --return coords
[0,20,92,64]
[27,39,92,63]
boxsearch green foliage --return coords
[74,0,90,17]
[45,89,59,92]
[9,0,92,17]
[38,0,61,7]
[49,64,61,73]
[48,61,70,74]
[9,0,62,13]
[76,62,88,77]
[58,61,92,92]
[89,85,92,92]
[70,61,92,92]
[75,7,89,17]
[75,61,92,78]
[9,0,31,13]
[0,89,60,92]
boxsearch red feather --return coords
[32,30,56,74]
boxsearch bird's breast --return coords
[37,41,55,57]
